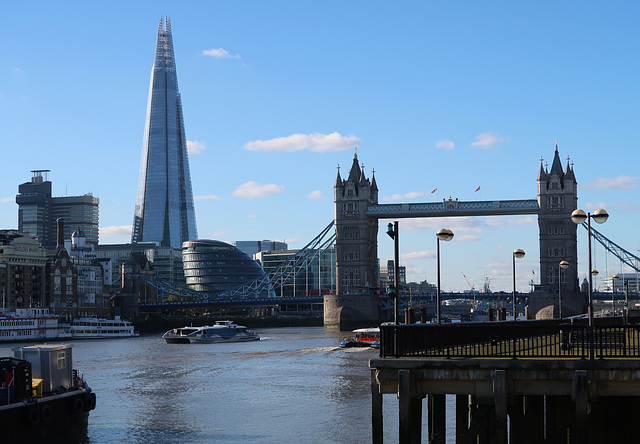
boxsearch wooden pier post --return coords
[371,369,383,444]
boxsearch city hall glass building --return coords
[182,240,267,294]
[131,17,198,249]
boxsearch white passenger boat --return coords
[162,320,260,344]
[69,316,139,339]
[0,308,71,343]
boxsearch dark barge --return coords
[0,344,96,442]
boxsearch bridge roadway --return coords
[366,198,540,218]
[139,290,640,311]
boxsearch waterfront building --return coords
[96,243,184,291]
[131,16,197,249]
[182,240,266,294]
[16,170,99,248]
[254,247,336,297]
[600,272,640,293]
[0,230,47,308]
[235,240,288,259]
[48,220,110,315]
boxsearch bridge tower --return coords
[324,151,380,330]
[334,151,379,294]
[536,143,579,293]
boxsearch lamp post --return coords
[386,222,399,325]
[612,274,620,317]
[559,261,569,319]
[436,229,454,324]
[571,209,609,329]
[512,249,525,321]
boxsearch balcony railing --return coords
[380,320,640,359]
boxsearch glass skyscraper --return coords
[131,17,198,249]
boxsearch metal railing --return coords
[380,320,640,359]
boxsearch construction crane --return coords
[461,272,475,292]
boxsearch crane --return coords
[461,272,475,292]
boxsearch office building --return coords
[16,170,99,248]
[255,248,335,297]
[131,16,198,249]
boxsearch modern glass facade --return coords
[182,240,266,294]
[132,17,197,249]
[255,248,336,297]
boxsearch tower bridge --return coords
[326,144,581,330]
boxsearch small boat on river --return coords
[162,320,260,344]
[340,327,380,348]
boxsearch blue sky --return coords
[1,1,639,292]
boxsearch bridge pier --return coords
[323,293,380,331]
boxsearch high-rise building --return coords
[131,17,198,249]
[16,170,99,248]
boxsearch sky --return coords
[1,1,639,293]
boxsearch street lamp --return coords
[559,261,569,319]
[436,229,454,324]
[571,209,609,330]
[612,274,620,317]
[512,249,525,321]
[386,222,399,325]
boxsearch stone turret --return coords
[537,142,579,294]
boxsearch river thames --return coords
[1,327,457,443]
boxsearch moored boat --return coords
[162,320,260,344]
[0,308,71,343]
[69,315,139,339]
[0,343,96,441]
[340,327,380,348]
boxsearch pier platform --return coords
[370,320,640,443]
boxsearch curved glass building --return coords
[182,240,267,294]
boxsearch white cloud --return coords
[456,234,482,241]
[187,140,206,154]
[244,132,361,153]
[1,197,13,203]
[381,191,426,202]
[485,216,537,227]
[233,181,285,199]
[100,225,131,237]
[580,176,638,190]
[403,251,435,260]
[435,139,455,150]
[397,216,482,234]
[285,237,301,244]
[307,190,325,200]
[194,194,221,200]
[470,131,505,149]
[202,48,241,59]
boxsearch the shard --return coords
[131,16,198,249]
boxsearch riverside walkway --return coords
[370,318,640,443]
